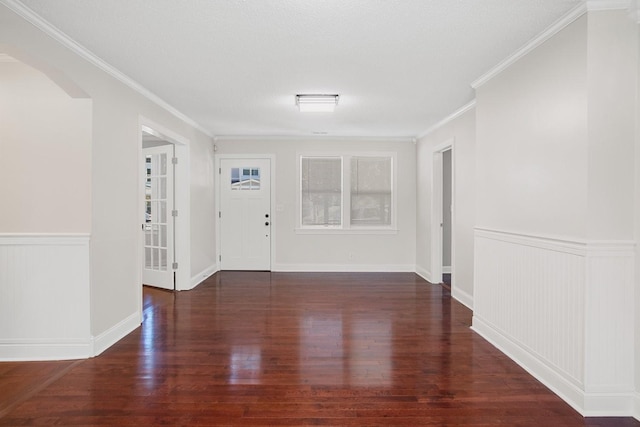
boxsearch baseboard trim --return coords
[0,339,92,361]
[92,312,140,357]
[472,315,586,415]
[415,265,434,284]
[442,266,451,274]
[273,263,415,273]
[582,392,636,417]
[189,264,218,290]
[452,287,473,310]
[472,315,637,417]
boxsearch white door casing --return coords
[143,144,175,289]
[219,158,271,270]
[431,139,455,285]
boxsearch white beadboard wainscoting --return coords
[472,228,635,417]
[0,234,92,360]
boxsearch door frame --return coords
[430,138,455,285]
[215,154,276,271]
[137,116,191,309]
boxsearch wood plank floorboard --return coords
[1,271,638,426]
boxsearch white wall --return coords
[0,58,93,360]
[190,137,216,282]
[586,10,636,240]
[476,15,589,239]
[473,9,637,417]
[215,138,416,271]
[416,107,476,307]
[0,4,215,356]
[0,59,91,233]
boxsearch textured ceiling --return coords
[17,0,583,138]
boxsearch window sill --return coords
[295,227,398,235]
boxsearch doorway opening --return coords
[442,149,452,287]
[138,118,191,309]
[431,139,454,287]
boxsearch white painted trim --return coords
[415,265,434,284]
[0,233,90,245]
[92,312,140,357]
[295,228,398,235]
[273,263,415,273]
[472,316,587,415]
[451,287,473,310]
[214,135,415,143]
[417,100,476,139]
[634,392,640,421]
[190,264,218,289]
[475,227,635,255]
[137,117,192,299]
[632,0,640,24]
[586,0,632,11]
[430,140,454,286]
[0,53,18,62]
[1,0,212,138]
[582,392,636,417]
[140,119,190,146]
[0,339,92,361]
[442,266,451,274]
[472,2,637,88]
[471,3,587,89]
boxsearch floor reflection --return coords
[300,313,344,385]
[349,316,392,387]
[229,345,262,384]
[139,286,174,391]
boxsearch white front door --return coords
[220,158,271,270]
[143,145,175,289]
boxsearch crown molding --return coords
[213,135,416,143]
[471,3,587,89]
[417,99,476,140]
[586,0,632,11]
[1,0,213,138]
[622,0,640,22]
[471,1,634,89]
[0,53,18,62]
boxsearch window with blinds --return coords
[350,157,392,226]
[299,153,395,230]
[300,157,342,226]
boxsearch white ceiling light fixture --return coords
[296,94,339,113]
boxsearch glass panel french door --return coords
[143,145,174,290]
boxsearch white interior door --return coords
[143,145,174,289]
[220,158,271,270]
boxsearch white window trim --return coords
[296,151,398,235]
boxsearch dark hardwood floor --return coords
[1,272,638,426]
